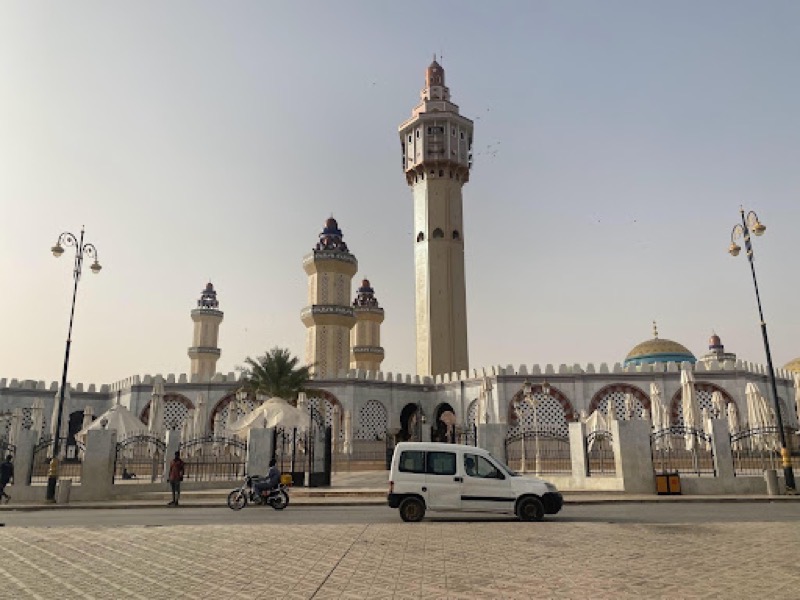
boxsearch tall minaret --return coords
[398,57,472,377]
[188,282,224,381]
[350,279,385,372]
[301,217,357,378]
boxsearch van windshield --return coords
[488,453,518,477]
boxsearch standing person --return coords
[167,451,185,507]
[0,455,14,504]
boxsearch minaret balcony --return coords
[301,305,356,327]
[352,346,385,357]
[188,346,221,357]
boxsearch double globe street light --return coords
[728,209,795,493]
[47,228,102,502]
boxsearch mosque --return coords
[1,59,799,460]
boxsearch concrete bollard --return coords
[764,469,779,496]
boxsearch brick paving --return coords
[1,519,798,599]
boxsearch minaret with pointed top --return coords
[398,58,472,377]
[188,282,224,381]
[301,217,358,378]
[350,279,385,372]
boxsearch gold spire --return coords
[652,320,659,339]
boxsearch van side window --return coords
[399,450,425,473]
[464,454,503,479]
[426,451,456,475]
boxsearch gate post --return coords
[80,429,116,501]
[247,428,273,477]
[163,429,181,482]
[569,421,588,481]
[710,419,734,480]
[611,419,655,494]
[477,424,506,460]
[13,429,38,486]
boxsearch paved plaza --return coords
[1,515,798,599]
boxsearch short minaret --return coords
[700,332,737,364]
[301,217,358,378]
[350,279,385,372]
[398,57,472,377]
[188,282,224,382]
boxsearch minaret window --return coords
[452,230,460,240]
[417,232,425,242]
[439,170,444,177]
[433,228,444,239]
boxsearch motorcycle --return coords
[227,475,290,511]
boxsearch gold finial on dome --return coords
[652,320,659,339]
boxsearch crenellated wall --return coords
[1,359,798,441]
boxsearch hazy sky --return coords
[2,1,799,386]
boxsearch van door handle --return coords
[454,477,463,483]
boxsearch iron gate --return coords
[456,424,477,446]
[332,437,388,472]
[651,427,715,476]
[179,435,247,481]
[730,426,799,475]
[31,437,80,483]
[114,434,166,483]
[0,438,15,459]
[586,430,615,475]
[504,431,572,474]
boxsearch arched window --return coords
[452,230,460,240]
[439,170,444,177]
[432,228,444,239]
[417,232,425,242]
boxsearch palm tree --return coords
[237,347,311,401]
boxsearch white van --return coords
[388,442,563,522]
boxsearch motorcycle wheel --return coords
[227,490,247,511]
[270,490,289,510]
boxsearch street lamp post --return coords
[729,209,795,492]
[47,227,102,502]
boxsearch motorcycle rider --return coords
[254,458,281,498]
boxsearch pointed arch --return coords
[506,385,575,437]
[140,393,194,430]
[588,384,651,416]
[669,382,736,426]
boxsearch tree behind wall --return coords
[238,347,311,402]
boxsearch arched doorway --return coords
[432,403,456,443]
[399,403,423,442]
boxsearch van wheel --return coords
[517,497,544,522]
[399,497,425,522]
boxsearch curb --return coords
[1,495,798,512]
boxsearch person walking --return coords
[0,455,14,504]
[167,451,185,507]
